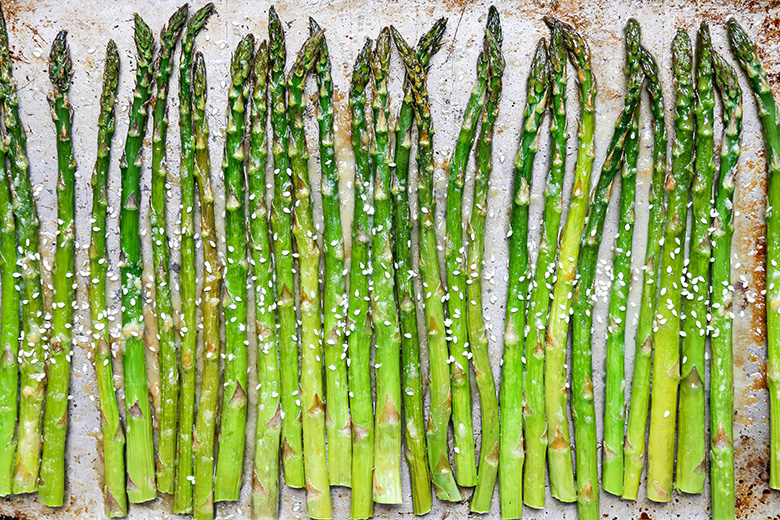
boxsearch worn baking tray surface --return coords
[0,0,779,518]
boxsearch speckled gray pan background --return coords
[0,0,779,518]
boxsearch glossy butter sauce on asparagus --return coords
[39,29,77,508]
[499,35,549,519]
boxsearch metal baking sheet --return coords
[0,0,779,518]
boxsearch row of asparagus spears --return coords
[0,2,778,520]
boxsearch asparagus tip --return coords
[133,14,154,61]
[186,2,216,40]
[48,30,73,92]
[103,40,120,92]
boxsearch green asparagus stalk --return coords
[287,29,331,519]
[522,23,566,509]
[602,18,642,497]
[248,40,281,520]
[87,41,126,517]
[191,50,222,520]
[174,4,215,513]
[647,29,694,503]
[467,17,504,514]
[622,45,667,500]
[150,5,188,494]
[571,24,643,520]
[542,16,595,503]
[391,26,463,503]
[728,16,780,490]
[38,29,76,508]
[214,33,254,503]
[268,8,304,487]
[367,28,404,505]
[499,36,548,519]
[0,70,17,500]
[117,14,157,503]
[709,49,741,520]
[444,17,494,488]
[0,6,47,495]
[676,23,714,494]
[347,40,375,519]
[309,17,351,489]
[391,18,446,515]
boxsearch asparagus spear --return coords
[38,29,76,508]
[115,14,157,503]
[287,29,331,519]
[367,28,404,504]
[709,49,741,520]
[444,16,495,488]
[728,16,780,490]
[622,45,667,500]
[467,18,505,514]
[0,6,47,494]
[499,36,549,518]
[268,8,304,487]
[522,23,566,509]
[248,39,281,520]
[391,19,446,515]
[309,17,351,489]
[214,34,254,502]
[174,4,216,513]
[571,24,643,520]
[647,29,694,502]
[391,26,462,503]
[150,5,188,494]
[602,18,642,496]
[191,51,222,520]
[541,17,596,503]
[0,71,17,500]
[676,23,714,494]
[347,41,376,519]
[88,41,126,517]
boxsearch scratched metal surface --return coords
[0,0,779,518]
